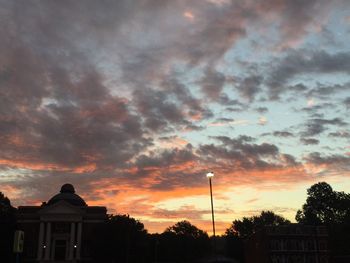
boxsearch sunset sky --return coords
[1,0,350,234]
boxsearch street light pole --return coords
[206,172,216,237]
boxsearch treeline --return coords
[1,182,350,262]
[92,216,213,262]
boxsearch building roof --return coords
[47,183,87,207]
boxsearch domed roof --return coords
[61,183,75,193]
[47,184,87,206]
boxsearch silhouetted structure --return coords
[157,220,211,262]
[328,224,350,263]
[245,224,329,263]
[0,191,17,262]
[17,184,107,262]
[91,214,151,263]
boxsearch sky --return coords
[1,0,350,234]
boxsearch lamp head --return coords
[206,172,214,178]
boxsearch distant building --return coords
[244,224,329,263]
[17,184,107,263]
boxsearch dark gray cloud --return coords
[1,33,149,172]
[161,77,206,117]
[288,83,309,93]
[199,67,226,100]
[261,131,295,138]
[301,118,348,137]
[135,144,196,171]
[220,97,248,113]
[133,88,185,132]
[255,107,269,113]
[209,117,236,127]
[266,50,350,99]
[0,0,349,211]
[281,154,298,166]
[300,138,319,145]
[235,75,263,101]
[328,131,350,138]
[273,131,295,137]
[129,144,213,190]
[344,97,350,109]
[299,103,336,114]
[268,0,333,50]
[88,134,303,191]
[197,136,283,170]
[225,107,245,112]
[305,152,350,168]
[216,117,235,122]
[132,80,213,132]
[307,83,350,98]
[222,99,249,113]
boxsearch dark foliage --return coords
[91,214,150,263]
[295,182,350,225]
[157,220,211,262]
[0,192,17,262]
[224,234,245,263]
[296,182,350,260]
[328,224,350,260]
[226,210,290,239]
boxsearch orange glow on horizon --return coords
[2,155,349,234]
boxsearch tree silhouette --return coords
[296,182,350,260]
[0,192,17,261]
[92,214,150,263]
[158,220,210,262]
[226,210,290,239]
[295,182,350,225]
[165,220,208,238]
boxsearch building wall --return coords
[17,202,107,263]
[245,230,270,263]
[19,222,40,262]
[245,225,330,263]
[81,222,101,259]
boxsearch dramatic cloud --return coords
[199,67,226,100]
[235,75,263,101]
[301,118,348,137]
[266,50,350,99]
[197,136,289,171]
[1,0,350,233]
[305,152,350,170]
[307,83,350,99]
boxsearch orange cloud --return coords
[78,161,315,234]
[158,136,189,149]
[183,11,195,21]
[0,158,99,174]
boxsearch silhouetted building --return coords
[328,224,350,263]
[245,224,329,263]
[17,184,107,263]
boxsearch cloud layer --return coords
[1,0,349,233]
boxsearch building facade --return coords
[245,224,330,263]
[17,184,107,263]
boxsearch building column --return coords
[76,222,82,260]
[44,222,51,260]
[69,222,76,260]
[37,222,45,260]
